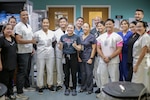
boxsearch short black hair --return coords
[136,9,144,14]
[96,21,105,26]
[105,18,115,24]
[19,9,27,14]
[8,16,17,22]
[59,17,68,22]
[41,17,49,22]
[76,17,84,21]
[130,21,137,25]
[137,21,148,28]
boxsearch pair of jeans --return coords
[63,53,78,89]
[16,53,31,94]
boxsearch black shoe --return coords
[93,83,97,87]
[95,88,100,93]
[72,89,77,96]
[78,79,81,84]
[48,86,55,91]
[64,89,70,96]
[9,95,16,100]
[78,88,86,93]
[56,86,62,91]
[86,91,93,95]
[38,88,43,95]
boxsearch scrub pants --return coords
[132,58,146,84]
[93,56,100,87]
[99,62,119,90]
[36,57,54,87]
[55,47,64,86]
[80,61,94,91]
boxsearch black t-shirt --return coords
[127,33,140,63]
[0,36,17,70]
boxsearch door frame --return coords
[81,5,111,18]
[46,5,76,24]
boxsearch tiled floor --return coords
[19,87,99,100]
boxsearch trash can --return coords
[0,83,7,100]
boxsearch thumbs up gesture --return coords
[72,41,77,48]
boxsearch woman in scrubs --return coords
[78,23,96,94]
[127,21,140,81]
[34,18,55,94]
[118,20,132,81]
[132,21,150,84]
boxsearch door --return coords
[48,7,74,30]
[83,7,109,27]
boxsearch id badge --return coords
[104,40,108,46]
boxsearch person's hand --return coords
[31,49,35,56]
[133,65,138,73]
[72,41,77,48]
[104,57,110,63]
[31,39,37,44]
[87,59,92,64]
[78,57,82,62]
[0,65,2,71]
[58,42,63,50]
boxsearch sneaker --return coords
[96,93,102,98]
[23,87,35,92]
[95,88,101,93]
[64,89,70,96]
[16,93,29,100]
[48,85,55,92]
[5,96,10,100]
[72,89,77,96]
[38,88,43,95]
[56,86,62,91]
[86,91,93,95]
[9,95,16,100]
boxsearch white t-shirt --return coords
[54,28,67,58]
[34,29,55,58]
[14,22,33,53]
[97,32,123,63]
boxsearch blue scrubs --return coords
[118,31,132,81]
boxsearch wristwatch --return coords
[90,58,94,60]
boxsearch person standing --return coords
[134,9,144,22]
[132,21,150,84]
[74,17,84,84]
[0,24,17,100]
[118,20,132,81]
[8,16,17,30]
[59,24,81,96]
[96,19,123,98]
[92,21,105,94]
[78,23,96,94]
[14,9,36,100]
[127,21,140,81]
[55,17,68,91]
[34,18,55,94]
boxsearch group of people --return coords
[0,8,150,100]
